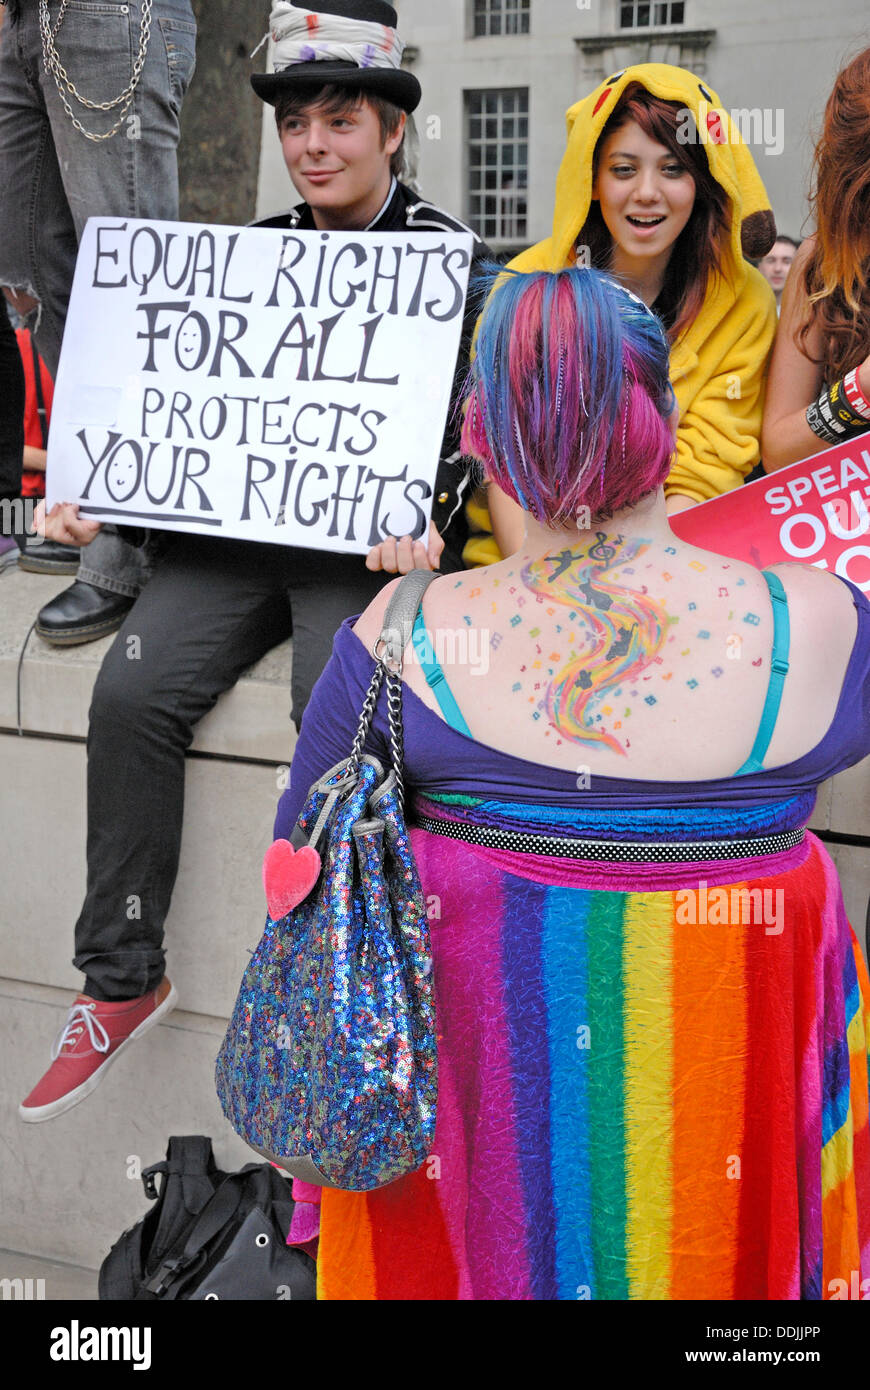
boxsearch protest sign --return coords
[670,437,870,593]
[47,218,473,553]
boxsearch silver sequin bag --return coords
[215,572,438,1191]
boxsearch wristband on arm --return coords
[806,376,870,445]
[843,367,870,419]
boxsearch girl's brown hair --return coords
[578,83,731,343]
[797,48,870,381]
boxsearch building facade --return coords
[255,0,870,257]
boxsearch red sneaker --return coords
[19,977,177,1123]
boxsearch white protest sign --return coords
[48,218,473,553]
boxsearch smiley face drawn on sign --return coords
[173,313,209,371]
[105,444,141,501]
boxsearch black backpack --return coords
[99,1135,316,1300]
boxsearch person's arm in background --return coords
[664,274,778,503]
[23,444,46,472]
[760,237,869,470]
[21,331,52,473]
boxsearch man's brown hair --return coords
[275,85,406,179]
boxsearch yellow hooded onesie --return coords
[463,63,778,567]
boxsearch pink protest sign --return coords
[670,437,870,593]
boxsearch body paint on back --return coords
[522,534,668,754]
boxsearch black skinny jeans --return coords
[73,531,385,1000]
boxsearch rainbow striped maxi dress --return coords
[315,793,870,1301]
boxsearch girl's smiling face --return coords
[592,118,697,265]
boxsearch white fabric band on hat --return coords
[266,2,405,73]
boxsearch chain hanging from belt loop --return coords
[38,0,153,142]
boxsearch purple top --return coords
[274,575,870,839]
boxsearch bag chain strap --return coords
[386,669,406,814]
[346,662,386,781]
[38,0,153,142]
[345,653,408,815]
[346,572,432,814]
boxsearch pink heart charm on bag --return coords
[263,840,322,918]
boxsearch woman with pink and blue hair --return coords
[275,266,870,1300]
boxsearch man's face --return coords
[278,97,404,229]
[758,240,796,294]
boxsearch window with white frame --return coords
[619,1,685,27]
[472,0,530,38]
[466,90,528,243]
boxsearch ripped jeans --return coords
[0,0,196,595]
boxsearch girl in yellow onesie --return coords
[465,63,779,565]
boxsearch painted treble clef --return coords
[588,531,616,566]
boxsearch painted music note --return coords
[588,531,616,565]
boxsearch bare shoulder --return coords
[766,560,858,644]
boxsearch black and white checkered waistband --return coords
[413,815,806,863]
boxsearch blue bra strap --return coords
[411,609,473,737]
[734,571,791,776]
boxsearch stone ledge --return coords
[575,28,716,53]
[0,566,296,764]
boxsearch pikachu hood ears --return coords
[548,63,776,272]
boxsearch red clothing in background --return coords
[15,327,53,498]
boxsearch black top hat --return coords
[251,1,421,113]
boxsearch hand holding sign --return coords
[34,499,103,547]
[365,520,445,573]
[47,219,473,556]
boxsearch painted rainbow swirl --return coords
[522,542,668,755]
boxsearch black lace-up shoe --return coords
[35,580,135,645]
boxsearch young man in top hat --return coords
[21,0,487,1121]
[254,0,486,572]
